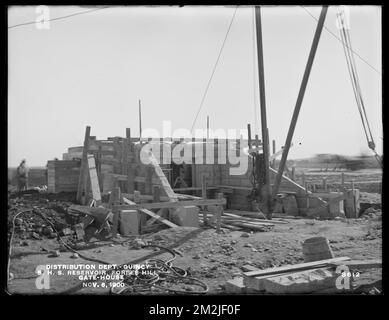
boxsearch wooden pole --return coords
[291,167,295,181]
[271,6,328,202]
[247,123,252,149]
[139,99,142,140]
[215,192,224,233]
[207,115,210,140]
[255,6,272,219]
[202,175,207,226]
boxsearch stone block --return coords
[119,210,139,235]
[262,267,338,294]
[225,277,246,293]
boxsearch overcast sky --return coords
[8,5,382,167]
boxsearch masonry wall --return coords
[47,160,81,193]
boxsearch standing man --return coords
[16,159,28,192]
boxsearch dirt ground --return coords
[7,189,382,295]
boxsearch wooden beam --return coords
[122,196,178,228]
[328,259,382,270]
[271,6,328,204]
[244,257,350,278]
[76,126,91,204]
[114,198,226,211]
[255,6,271,219]
[87,154,101,205]
[148,151,178,201]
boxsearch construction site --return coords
[7,5,382,296]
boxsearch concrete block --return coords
[119,210,139,235]
[170,206,199,227]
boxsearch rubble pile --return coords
[8,191,79,241]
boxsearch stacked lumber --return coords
[200,211,287,232]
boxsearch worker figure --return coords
[16,159,28,192]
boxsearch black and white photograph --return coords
[6,5,382,300]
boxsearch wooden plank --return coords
[122,196,178,228]
[244,257,351,278]
[145,151,178,226]
[173,186,219,191]
[104,173,160,184]
[222,212,287,224]
[241,265,260,272]
[147,151,178,201]
[328,259,382,270]
[122,192,200,202]
[76,126,91,204]
[87,154,101,204]
[113,198,226,211]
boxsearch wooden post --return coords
[323,178,327,191]
[305,183,310,210]
[110,187,121,237]
[291,167,295,181]
[145,166,153,195]
[215,138,219,165]
[139,99,142,140]
[271,139,276,169]
[254,134,259,148]
[134,190,141,204]
[215,192,224,233]
[302,172,305,188]
[77,126,91,204]
[341,172,345,189]
[126,129,135,194]
[312,183,316,193]
[192,137,196,188]
[202,175,207,226]
[207,115,210,139]
[134,190,146,231]
[202,137,207,166]
[247,124,252,150]
[160,137,164,165]
[153,185,160,202]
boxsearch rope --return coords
[337,8,382,167]
[190,6,239,134]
